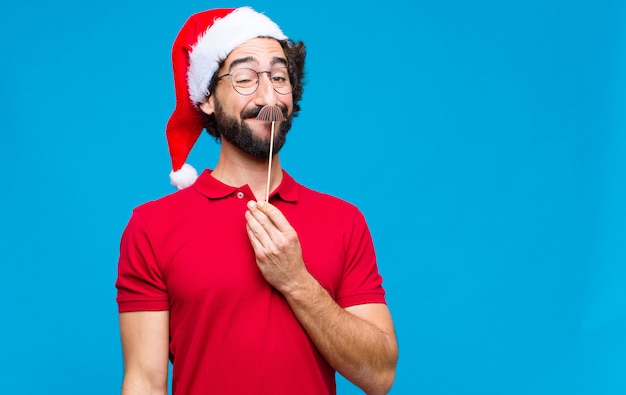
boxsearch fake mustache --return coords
[241,106,288,120]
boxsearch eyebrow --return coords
[227,56,288,71]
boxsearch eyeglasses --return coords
[217,67,293,96]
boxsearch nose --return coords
[253,72,278,107]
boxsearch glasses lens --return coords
[231,69,258,95]
[270,67,292,95]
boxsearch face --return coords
[200,38,294,159]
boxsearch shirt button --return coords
[236,191,245,199]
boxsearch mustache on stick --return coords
[256,105,285,202]
[256,105,286,122]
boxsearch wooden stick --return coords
[265,121,275,203]
[256,105,284,203]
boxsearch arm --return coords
[119,311,170,395]
[285,281,398,395]
[245,201,399,395]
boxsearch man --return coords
[116,6,398,395]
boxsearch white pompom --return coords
[169,163,198,190]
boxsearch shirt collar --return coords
[192,169,299,202]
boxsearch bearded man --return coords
[115,7,398,395]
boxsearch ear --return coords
[199,96,215,115]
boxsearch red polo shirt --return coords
[116,170,386,395]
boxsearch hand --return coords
[245,200,309,293]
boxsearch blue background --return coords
[1,0,625,394]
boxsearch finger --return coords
[252,201,292,233]
[245,222,262,249]
[246,219,278,266]
[246,201,281,238]
[245,208,271,246]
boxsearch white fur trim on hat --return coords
[170,163,198,190]
[187,6,287,105]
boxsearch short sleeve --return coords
[115,209,169,312]
[335,209,386,308]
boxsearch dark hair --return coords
[201,39,307,140]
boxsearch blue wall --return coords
[1,1,624,393]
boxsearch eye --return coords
[233,69,257,86]
[271,69,289,83]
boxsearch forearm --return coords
[282,274,398,395]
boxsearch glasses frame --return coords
[216,67,293,96]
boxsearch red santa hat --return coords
[166,7,287,189]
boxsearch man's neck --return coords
[211,141,283,201]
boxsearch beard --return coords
[213,98,292,160]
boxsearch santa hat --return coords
[166,7,287,189]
